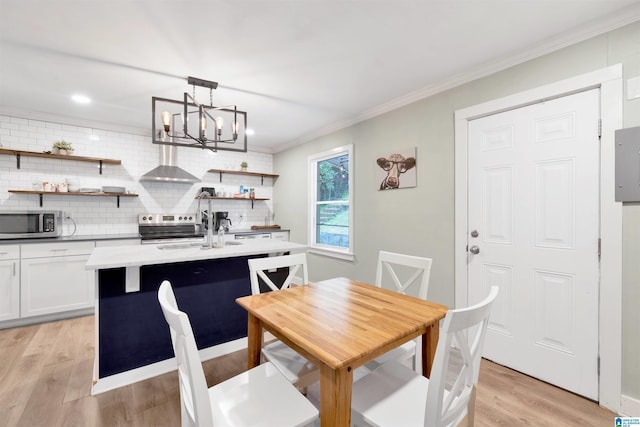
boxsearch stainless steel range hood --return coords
[140,144,200,183]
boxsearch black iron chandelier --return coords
[152,76,247,152]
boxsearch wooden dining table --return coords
[236,276,449,427]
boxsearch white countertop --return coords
[85,239,307,270]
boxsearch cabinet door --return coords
[271,231,290,241]
[0,259,20,321]
[20,254,95,317]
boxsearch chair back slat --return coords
[158,280,214,427]
[248,253,309,295]
[424,286,499,427]
[375,251,432,300]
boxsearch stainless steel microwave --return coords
[0,210,62,239]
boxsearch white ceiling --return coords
[1,1,639,153]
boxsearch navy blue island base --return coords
[98,254,272,378]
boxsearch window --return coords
[308,145,354,260]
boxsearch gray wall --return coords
[273,21,640,400]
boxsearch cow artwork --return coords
[376,149,417,190]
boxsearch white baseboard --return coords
[621,394,640,417]
[92,337,247,395]
[0,308,93,330]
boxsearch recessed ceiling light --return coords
[246,129,255,136]
[71,94,91,104]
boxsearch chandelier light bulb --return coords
[215,116,224,130]
[161,111,171,132]
[232,120,239,135]
[201,116,207,137]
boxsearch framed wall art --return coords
[375,147,416,190]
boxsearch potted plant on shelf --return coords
[240,161,248,171]
[53,140,74,155]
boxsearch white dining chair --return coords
[350,286,499,427]
[247,253,320,390]
[365,250,433,373]
[157,280,318,427]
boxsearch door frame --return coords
[454,64,622,411]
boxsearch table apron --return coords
[252,317,435,372]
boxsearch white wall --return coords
[0,115,275,236]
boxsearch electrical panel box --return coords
[615,126,640,202]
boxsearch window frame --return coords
[307,144,354,261]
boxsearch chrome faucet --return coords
[197,197,214,250]
[195,190,214,250]
[205,198,214,249]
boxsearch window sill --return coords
[308,246,355,262]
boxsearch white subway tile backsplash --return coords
[1,114,275,236]
[10,117,28,125]
[44,122,62,130]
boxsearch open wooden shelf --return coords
[0,148,121,174]
[195,195,268,209]
[207,168,279,184]
[8,190,138,208]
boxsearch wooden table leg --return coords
[422,322,440,378]
[246,313,262,369]
[319,364,353,427]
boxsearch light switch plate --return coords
[628,76,640,100]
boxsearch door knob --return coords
[469,245,480,254]
[470,230,479,238]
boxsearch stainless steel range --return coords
[138,213,204,244]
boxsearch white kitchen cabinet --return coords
[270,231,290,241]
[0,245,20,321]
[20,241,95,318]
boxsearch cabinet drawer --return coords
[0,245,20,260]
[21,241,95,258]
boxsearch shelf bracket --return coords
[261,175,264,185]
[218,171,223,182]
[99,160,103,175]
[16,153,21,169]
[117,195,120,208]
[39,193,43,207]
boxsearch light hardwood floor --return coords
[0,315,617,426]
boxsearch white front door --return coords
[467,88,600,399]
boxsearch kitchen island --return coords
[85,238,306,394]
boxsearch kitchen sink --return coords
[157,241,242,250]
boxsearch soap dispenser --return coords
[217,222,225,248]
